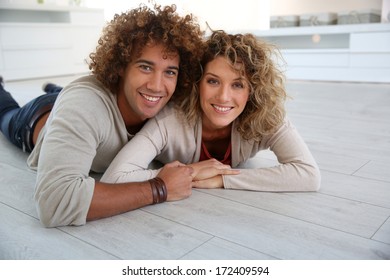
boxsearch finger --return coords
[168,161,185,167]
[192,179,219,189]
[188,166,194,176]
[216,164,234,170]
[192,180,206,189]
[218,169,241,175]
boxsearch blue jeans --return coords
[0,83,62,152]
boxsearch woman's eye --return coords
[207,78,218,85]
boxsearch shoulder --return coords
[155,102,178,118]
[55,76,117,113]
[272,118,297,138]
[153,103,186,126]
[261,118,304,150]
[140,103,194,138]
[48,76,122,137]
[60,76,111,100]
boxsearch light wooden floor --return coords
[0,76,389,260]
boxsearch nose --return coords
[146,73,163,93]
[216,85,231,102]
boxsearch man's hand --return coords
[157,161,194,201]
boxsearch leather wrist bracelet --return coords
[149,177,167,204]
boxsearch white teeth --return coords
[213,105,232,112]
[141,93,160,102]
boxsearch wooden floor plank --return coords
[61,209,213,260]
[320,171,390,209]
[0,163,37,218]
[180,237,276,260]
[198,188,390,238]
[0,204,116,260]
[144,191,390,260]
[285,81,390,124]
[372,218,390,245]
[353,160,390,183]
[309,150,369,175]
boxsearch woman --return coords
[102,30,321,192]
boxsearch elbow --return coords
[36,198,87,228]
[34,180,64,227]
[34,182,90,228]
[304,164,321,192]
[35,192,65,227]
[40,218,57,228]
[36,200,59,228]
[291,162,321,192]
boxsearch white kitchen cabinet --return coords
[0,2,104,80]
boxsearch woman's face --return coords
[199,56,250,131]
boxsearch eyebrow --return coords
[205,72,244,81]
[135,59,179,71]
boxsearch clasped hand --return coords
[188,159,240,189]
[156,159,240,202]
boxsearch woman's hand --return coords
[192,175,224,189]
[188,159,240,188]
[188,159,240,180]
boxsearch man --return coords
[0,4,204,227]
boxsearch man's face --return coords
[118,43,180,127]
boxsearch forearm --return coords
[223,162,321,192]
[231,119,320,192]
[90,161,195,220]
[101,168,159,184]
[87,180,153,221]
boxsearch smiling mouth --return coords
[141,93,162,102]
[212,104,233,113]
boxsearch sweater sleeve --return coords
[223,120,321,192]
[33,91,109,227]
[101,106,200,184]
[101,118,163,183]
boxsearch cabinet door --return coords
[1,25,73,70]
[350,32,390,69]
[350,32,390,52]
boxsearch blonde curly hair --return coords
[88,4,204,103]
[177,30,287,141]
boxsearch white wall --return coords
[178,0,270,32]
[84,0,385,30]
[270,0,382,16]
[83,0,270,32]
[3,0,384,28]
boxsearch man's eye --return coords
[139,65,152,71]
[166,70,178,76]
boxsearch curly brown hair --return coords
[177,30,287,141]
[88,4,204,102]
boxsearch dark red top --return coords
[199,141,232,165]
